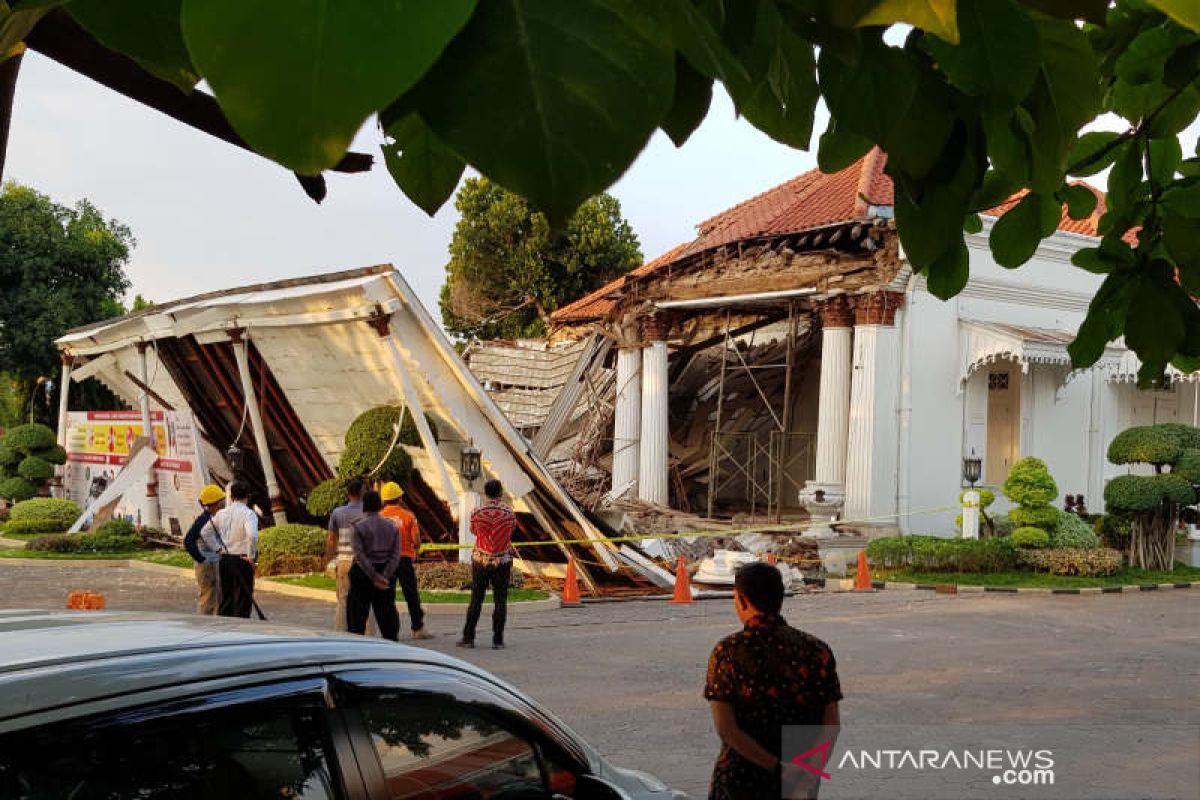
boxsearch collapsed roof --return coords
[56,266,632,591]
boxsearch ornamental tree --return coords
[0,423,66,501]
[1002,457,1059,533]
[1104,423,1200,569]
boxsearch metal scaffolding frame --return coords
[705,303,817,521]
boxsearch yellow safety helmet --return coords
[199,484,227,506]
[380,481,404,502]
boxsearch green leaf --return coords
[835,0,959,44]
[1071,237,1133,274]
[1114,25,1180,86]
[1014,0,1107,24]
[1069,271,1134,368]
[410,0,674,226]
[1149,137,1183,186]
[1146,0,1200,33]
[922,0,1038,104]
[963,213,983,234]
[1024,17,1103,193]
[968,168,1019,212]
[1059,183,1098,220]
[662,0,745,83]
[723,0,820,150]
[67,0,197,91]
[181,0,477,175]
[925,239,969,299]
[1163,211,1200,264]
[1161,185,1200,218]
[1106,138,1144,218]
[1068,131,1125,177]
[1071,247,1111,274]
[662,57,713,147]
[817,121,873,173]
[989,192,1059,268]
[1069,308,1116,368]
[1149,84,1200,138]
[1126,279,1184,383]
[0,2,53,55]
[892,146,978,267]
[381,114,465,217]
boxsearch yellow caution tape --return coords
[417,504,960,552]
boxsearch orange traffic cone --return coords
[670,555,694,604]
[853,549,872,591]
[560,559,583,607]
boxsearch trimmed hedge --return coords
[10,498,82,530]
[0,476,35,502]
[95,518,136,538]
[17,456,54,481]
[258,524,327,576]
[3,424,55,453]
[26,532,143,553]
[865,535,1018,573]
[1104,473,1194,512]
[1008,505,1059,531]
[1011,527,1050,549]
[416,560,524,590]
[3,517,65,536]
[1051,511,1100,549]
[1019,547,1123,576]
[1002,457,1058,507]
[306,477,347,518]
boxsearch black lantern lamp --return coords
[226,442,247,481]
[460,445,482,486]
[962,449,982,488]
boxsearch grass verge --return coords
[268,573,550,603]
[884,563,1200,589]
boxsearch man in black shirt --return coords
[705,562,842,799]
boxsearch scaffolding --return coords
[705,303,818,521]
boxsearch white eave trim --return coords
[654,287,816,309]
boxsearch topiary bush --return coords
[1019,547,1123,576]
[337,439,413,484]
[0,423,64,497]
[258,523,327,576]
[1095,513,1132,549]
[1001,457,1059,535]
[1010,527,1050,549]
[3,517,66,536]
[25,531,143,553]
[306,477,348,518]
[345,406,439,452]
[1105,423,1200,570]
[1008,505,1060,530]
[1051,510,1100,550]
[10,498,82,530]
[0,476,35,502]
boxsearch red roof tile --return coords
[551,148,1106,324]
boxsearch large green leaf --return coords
[1147,0,1200,33]
[662,0,744,83]
[1059,183,1098,220]
[722,0,820,150]
[817,121,873,173]
[1015,0,1107,24]
[67,0,197,91]
[892,147,978,267]
[1068,271,1134,368]
[0,1,56,56]
[1126,278,1185,383]
[834,0,959,44]
[662,56,713,147]
[1024,17,1103,193]
[410,0,674,225]
[989,192,1060,267]
[922,0,1038,104]
[381,114,465,217]
[925,239,969,299]
[1067,131,1126,177]
[181,0,477,175]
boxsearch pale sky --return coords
[6,52,823,318]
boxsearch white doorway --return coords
[986,366,1021,484]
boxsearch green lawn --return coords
[268,573,550,603]
[0,531,46,542]
[884,563,1200,589]
[0,547,192,565]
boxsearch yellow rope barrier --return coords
[417,504,961,553]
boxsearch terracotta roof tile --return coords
[551,148,1105,324]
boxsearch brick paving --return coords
[0,561,1196,797]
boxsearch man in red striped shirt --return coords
[458,479,517,649]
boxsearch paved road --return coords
[1,562,1197,797]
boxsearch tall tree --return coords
[0,182,132,425]
[439,177,641,340]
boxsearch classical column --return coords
[52,351,73,498]
[799,296,854,537]
[611,346,642,497]
[638,316,670,506]
[135,342,162,528]
[230,330,287,522]
[843,292,904,523]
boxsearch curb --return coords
[864,579,1198,595]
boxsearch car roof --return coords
[0,610,481,728]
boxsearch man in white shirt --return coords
[212,480,259,618]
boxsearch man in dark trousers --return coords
[211,480,259,618]
[324,478,366,632]
[457,479,517,650]
[346,490,401,641]
[705,562,842,799]
[182,484,226,615]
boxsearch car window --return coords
[0,694,341,799]
[355,690,546,799]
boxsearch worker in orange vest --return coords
[379,482,431,640]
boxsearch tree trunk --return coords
[1128,503,1177,570]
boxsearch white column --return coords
[231,332,287,522]
[457,491,477,564]
[638,340,670,505]
[135,343,162,528]
[844,295,903,523]
[611,347,642,496]
[800,297,854,537]
[52,353,72,499]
